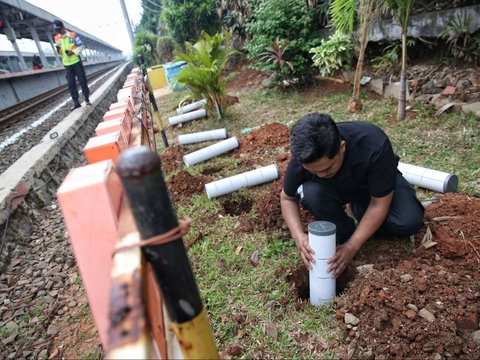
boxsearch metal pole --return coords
[116,147,218,359]
[29,26,48,67]
[137,56,169,148]
[4,18,27,71]
[46,31,62,66]
[119,0,135,48]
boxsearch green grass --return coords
[153,81,480,357]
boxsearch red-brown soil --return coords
[163,119,480,358]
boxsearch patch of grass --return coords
[80,345,103,360]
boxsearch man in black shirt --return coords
[281,113,424,278]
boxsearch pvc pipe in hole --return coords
[183,137,239,167]
[308,221,336,306]
[178,128,228,145]
[176,99,208,115]
[397,162,458,193]
[168,108,207,126]
[204,164,279,199]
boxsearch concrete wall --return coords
[369,5,480,42]
[0,61,124,111]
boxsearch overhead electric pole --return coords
[119,0,135,48]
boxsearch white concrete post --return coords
[46,31,62,66]
[4,19,27,71]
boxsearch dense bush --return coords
[156,36,176,64]
[133,32,159,67]
[161,0,221,46]
[244,0,322,79]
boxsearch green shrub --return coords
[310,31,353,77]
[133,32,159,67]
[156,36,176,64]
[245,0,322,79]
[175,31,235,119]
[162,0,220,46]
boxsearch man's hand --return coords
[327,242,357,278]
[294,233,315,269]
[66,50,74,56]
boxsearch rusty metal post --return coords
[116,146,217,359]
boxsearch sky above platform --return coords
[0,0,143,56]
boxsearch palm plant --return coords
[330,0,381,112]
[175,31,235,119]
[384,0,416,121]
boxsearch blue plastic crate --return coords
[164,61,188,92]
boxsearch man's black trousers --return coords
[298,173,425,244]
[65,60,90,103]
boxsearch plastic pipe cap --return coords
[308,221,336,236]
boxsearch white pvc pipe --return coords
[308,221,336,306]
[398,162,458,193]
[178,128,227,145]
[183,137,239,167]
[168,109,207,126]
[176,99,208,115]
[204,164,279,199]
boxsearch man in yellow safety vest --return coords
[53,20,91,111]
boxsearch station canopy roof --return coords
[0,0,122,53]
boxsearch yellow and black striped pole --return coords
[116,146,218,359]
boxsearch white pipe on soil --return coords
[184,137,239,167]
[205,164,279,199]
[178,128,228,145]
[176,99,208,115]
[309,221,336,306]
[168,109,207,126]
[398,162,458,193]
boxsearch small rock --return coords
[406,304,418,312]
[347,344,357,359]
[38,349,48,359]
[455,313,479,330]
[68,300,76,308]
[418,308,436,322]
[356,264,374,276]
[47,324,59,336]
[435,254,441,261]
[472,330,480,346]
[405,310,416,319]
[400,274,413,282]
[433,353,442,360]
[345,313,360,326]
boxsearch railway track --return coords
[0,64,122,174]
[0,65,117,131]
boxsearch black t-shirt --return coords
[283,121,399,202]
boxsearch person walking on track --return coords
[53,20,91,111]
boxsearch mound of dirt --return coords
[334,193,480,359]
[167,170,206,203]
[236,122,290,155]
[160,145,184,173]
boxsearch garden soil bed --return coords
[163,123,480,358]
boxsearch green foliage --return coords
[245,0,322,79]
[258,37,294,80]
[371,39,415,72]
[161,0,221,46]
[156,36,176,63]
[137,0,163,34]
[310,31,353,76]
[440,14,480,64]
[175,31,235,119]
[329,0,357,33]
[133,31,159,67]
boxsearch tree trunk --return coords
[397,29,407,120]
[349,0,372,112]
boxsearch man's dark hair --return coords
[290,113,341,164]
[53,20,64,31]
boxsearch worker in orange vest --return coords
[53,20,90,111]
